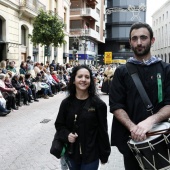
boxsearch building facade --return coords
[152,0,170,63]
[0,0,70,66]
[99,0,146,64]
[69,0,105,65]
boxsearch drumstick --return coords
[146,128,170,136]
[128,128,170,138]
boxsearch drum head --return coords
[129,122,170,144]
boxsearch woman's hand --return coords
[68,133,78,143]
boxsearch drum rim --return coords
[128,133,170,150]
[127,122,170,149]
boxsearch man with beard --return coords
[109,22,170,170]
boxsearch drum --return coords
[128,122,170,170]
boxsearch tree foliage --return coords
[29,10,66,47]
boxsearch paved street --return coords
[0,91,124,170]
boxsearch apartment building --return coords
[99,0,146,63]
[152,0,170,63]
[69,0,105,65]
[0,0,70,66]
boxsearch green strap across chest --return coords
[157,73,163,103]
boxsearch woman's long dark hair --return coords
[67,65,96,99]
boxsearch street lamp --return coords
[94,55,99,68]
[79,40,88,65]
[72,38,79,64]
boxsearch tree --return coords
[29,9,66,49]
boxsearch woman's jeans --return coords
[65,156,99,170]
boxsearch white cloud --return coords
[146,0,168,25]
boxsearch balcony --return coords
[70,8,99,22]
[19,0,46,18]
[86,0,98,8]
[70,28,100,41]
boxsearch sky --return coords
[146,0,168,25]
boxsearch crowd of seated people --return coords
[0,58,71,116]
[0,59,111,117]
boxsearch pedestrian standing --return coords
[55,65,110,170]
[109,22,170,170]
[101,64,114,94]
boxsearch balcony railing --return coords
[70,28,100,41]
[70,8,99,21]
[19,0,46,18]
[48,10,63,22]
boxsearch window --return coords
[96,8,100,17]
[96,25,99,33]
[103,30,106,37]
[119,43,131,52]
[70,20,81,29]
[0,19,2,40]
[54,8,57,13]
[21,25,26,46]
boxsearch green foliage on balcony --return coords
[28,9,66,48]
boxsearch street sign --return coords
[104,52,112,64]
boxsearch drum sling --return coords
[126,62,153,112]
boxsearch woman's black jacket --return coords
[55,95,111,164]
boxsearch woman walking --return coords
[55,65,110,170]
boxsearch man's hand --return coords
[130,117,154,141]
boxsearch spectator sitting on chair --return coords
[19,61,27,75]
[35,75,52,99]
[57,71,67,90]
[63,70,69,85]
[0,73,18,110]
[44,61,50,71]
[45,70,59,94]
[0,90,11,116]
[40,71,54,97]
[49,66,55,74]
[51,71,64,92]
[25,73,39,102]
[11,74,30,106]
[34,62,41,76]
[0,60,8,74]
[50,60,56,71]
[27,60,36,78]
[18,74,34,103]
[4,74,22,107]
[6,61,17,77]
